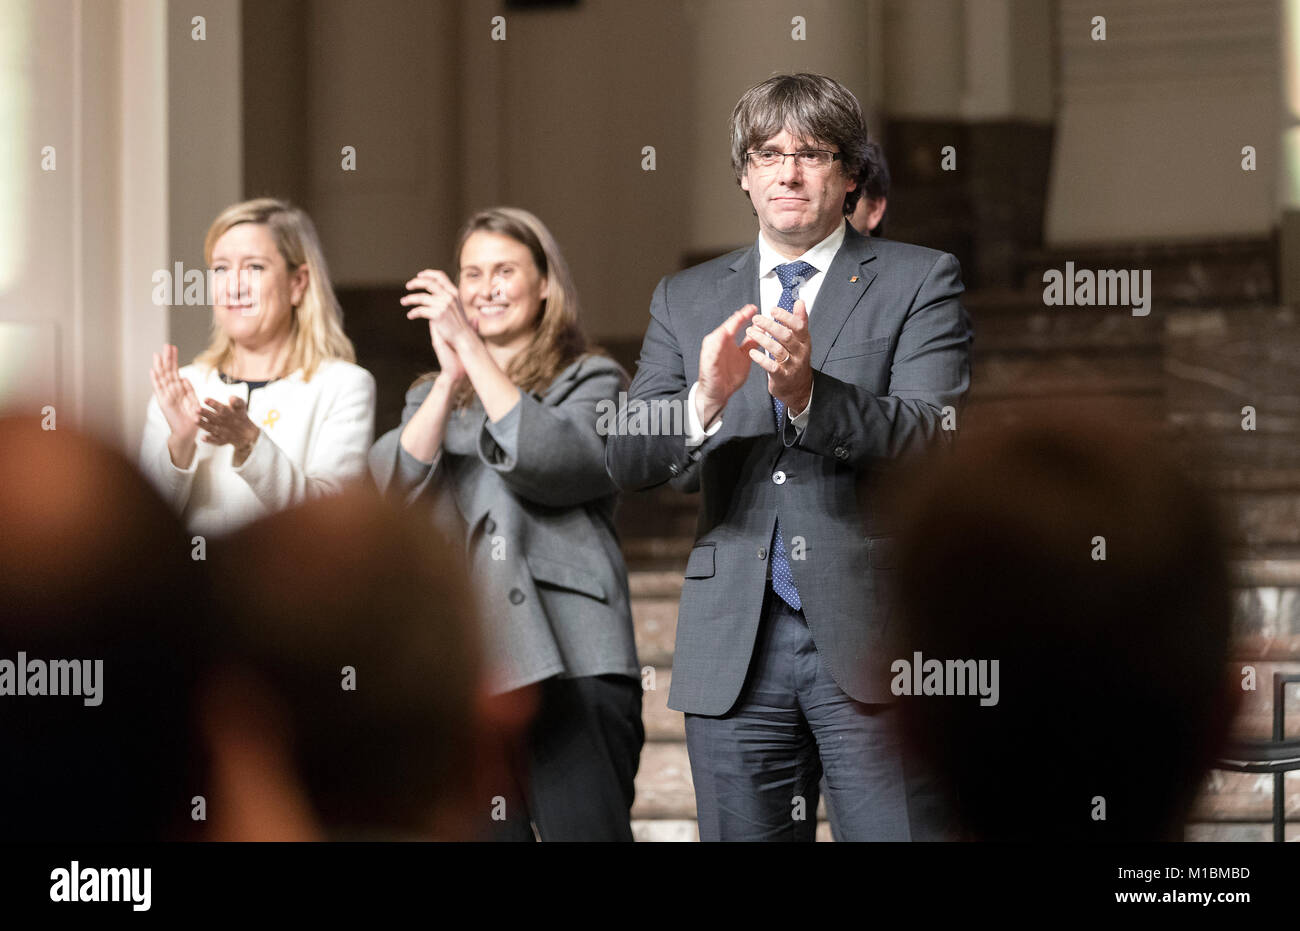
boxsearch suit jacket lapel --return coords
[709,226,879,437]
[717,245,773,436]
[809,224,878,368]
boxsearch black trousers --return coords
[485,673,644,842]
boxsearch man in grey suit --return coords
[606,73,971,841]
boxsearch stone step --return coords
[1015,239,1275,307]
[966,351,1163,401]
[961,394,1167,431]
[634,820,1300,842]
[629,569,691,599]
[1230,555,1300,586]
[963,292,1165,353]
[631,819,699,842]
[621,536,693,567]
[632,598,678,670]
[631,819,834,842]
[1223,492,1300,550]
[1185,823,1300,841]
[642,666,684,741]
[631,741,696,821]
[1192,770,1300,822]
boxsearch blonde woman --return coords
[141,198,375,537]
[369,207,642,842]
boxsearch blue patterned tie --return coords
[768,261,817,611]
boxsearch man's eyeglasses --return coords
[745,149,842,171]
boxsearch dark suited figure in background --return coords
[607,73,971,841]
[890,412,1240,841]
[850,140,890,237]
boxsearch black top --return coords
[218,370,277,399]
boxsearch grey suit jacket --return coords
[606,221,972,715]
[370,354,640,695]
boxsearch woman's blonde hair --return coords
[420,206,596,406]
[194,198,355,381]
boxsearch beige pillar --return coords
[883,0,965,119]
[687,0,879,256]
[304,0,460,287]
[959,0,1053,122]
[1045,0,1277,245]
[453,0,697,341]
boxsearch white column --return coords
[1282,0,1300,212]
[0,0,174,452]
[118,0,169,451]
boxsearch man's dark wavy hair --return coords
[729,73,871,217]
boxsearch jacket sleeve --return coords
[605,275,713,494]
[139,393,198,516]
[789,251,972,467]
[368,380,444,506]
[231,365,376,508]
[476,356,627,508]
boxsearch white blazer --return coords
[139,358,376,538]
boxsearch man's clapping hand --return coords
[747,299,813,415]
[696,305,761,429]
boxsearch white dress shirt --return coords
[139,357,376,538]
[686,220,847,445]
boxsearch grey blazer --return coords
[606,221,972,715]
[369,354,640,695]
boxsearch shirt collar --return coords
[756,219,847,279]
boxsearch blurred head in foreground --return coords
[890,410,1238,841]
[0,417,206,840]
[205,487,526,840]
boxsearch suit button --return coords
[757,546,767,559]
[772,470,786,485]
[485,518,497,535]
[834,446,849,460]
[508,588,525,605]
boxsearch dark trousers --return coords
[486,673,644,842]
[685,582,952,841]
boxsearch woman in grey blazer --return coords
[369,207,642,841]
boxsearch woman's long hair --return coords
[417,207,595,407]
[194,198,356,381]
